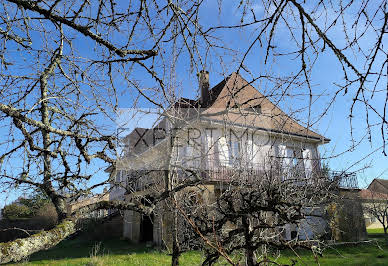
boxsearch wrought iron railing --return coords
[114,162,359,191]
[176,162,358,189]
[325,171,358,189]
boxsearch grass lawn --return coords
[13,237,388,266]
[17,238,204,266]
[367,228,386,234]
[367,228,387,239]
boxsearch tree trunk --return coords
[171,250,180,266]
[0,219,76,264]
[242,217,255,266]
[245,248,255,266]
[383,226,388,245]
[165,134,180,266]
[171,197,180,266]
[39,50,69,221]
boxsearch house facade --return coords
[67,192,109,219]
[367,179,388,195]
[360,179,388,231]
[111,72,354,245]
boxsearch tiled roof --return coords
[359,189,388,200]
[371,179,388,190]
[201,72,329,141]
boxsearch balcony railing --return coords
[175,162,358,189]
[326,171,358,189]
[113,162,359,192]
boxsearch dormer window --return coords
[245,104,261,114]
[251,104,261,114]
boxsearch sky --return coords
[0,0,386,208]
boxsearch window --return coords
[182,145,189,157]
[291,230,298,240]
[229,139,241,165]
[246,104,261,114]
[183,145,193,164]
[252,104,261,114]
[171,144,186,165]
[182,144,200,168]
[246,137,260,168]
[205,129,216,166]
[277,145,305,179]
[291,150,300,167]
[283,147,304,167]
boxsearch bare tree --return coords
[0,0,386,264]
[0,0,211,263]
[170,146,339,265]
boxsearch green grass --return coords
[13,237,388,266]
[367,228,386,234]
[15,238,204,266]
[271,243,388,266]
[367,228,387,239]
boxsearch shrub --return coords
[1,203,33,220]
[32,202,58,228]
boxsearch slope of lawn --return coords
[16,238,203,266]
[13,237,388,266]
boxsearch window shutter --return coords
[303,149,313,178]
[277,145,290,166]
[218,136,229,166]
[252,139,260,166]
[246,138,253,163]
[205,130,215,168]
[247,137,259,167]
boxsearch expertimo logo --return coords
[113,108,281,170]
[115,107,275,150]
[120,127,272,148]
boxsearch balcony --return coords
[175,162,358,190]
[115,161,359,192]
[326,171,358,189]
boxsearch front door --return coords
[140,214,153,242]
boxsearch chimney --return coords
[198,70,209,107]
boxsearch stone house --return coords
[67,192,109,219]
[110,72,356,245]
[360,180,388,230]
[367,179,388,195]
